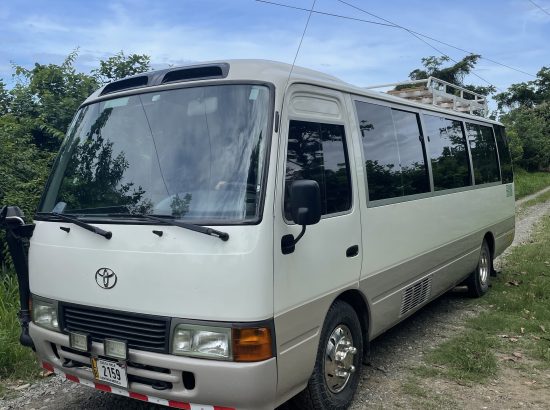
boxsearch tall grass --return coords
[424,215,550,382]
[0,274,37,379]
[514,169,550,199]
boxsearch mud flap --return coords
[0,206,36,348]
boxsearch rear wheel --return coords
[293,300,363,410]
[467,240,491,298]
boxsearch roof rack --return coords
[364,76,488,117]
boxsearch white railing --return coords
[364,76,488,117]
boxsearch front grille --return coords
[60,303,170,353]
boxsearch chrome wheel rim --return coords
[324,324,357,393]
[479,247,489,286]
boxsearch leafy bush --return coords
[0,274,37,379]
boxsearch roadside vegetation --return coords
[409,215,550,393]
[521,189,550,209]
[0,274,37,381]
[515,169,550,199]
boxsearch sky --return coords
[0,0,549,100]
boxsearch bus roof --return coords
[82,59,502,126]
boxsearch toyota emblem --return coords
[95,268,117,289]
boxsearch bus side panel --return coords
[360,184,514,339]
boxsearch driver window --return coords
[284,120,352,221]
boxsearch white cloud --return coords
[0,0,547,97]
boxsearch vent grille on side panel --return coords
[400,276,432,316]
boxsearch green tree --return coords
[0,50,152,271]
[495,67,550,110]
[93,51,151,84]
[500,103,550,171]
[0,79,10,115]
[495,67,550,171]
[408,55,496,96]
[10,50,99,151]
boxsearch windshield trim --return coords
[36,81,276,226]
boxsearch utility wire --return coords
[256,0,395,28]
[284,0,316,89]
[336,0,502,91]
[528,0,550,16]
[256,0,535,78]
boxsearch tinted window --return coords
[356,102,401,200]
[493,125,513,183]
[39,85,271,222]
[466,123,500,184]
[424,115,471,190]
[355,101,429,200]
[392,110,430,196]
[284,121,351,219]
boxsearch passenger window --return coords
[355,101,429,201]
[392,110,430,196]
[466,123,501,184]
[284,120,351,220]
[493,125,513,183]
[424,115,471,191]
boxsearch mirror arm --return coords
[281,225,307,255]
[293,225,307,245]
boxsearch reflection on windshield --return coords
[40,85,271,223]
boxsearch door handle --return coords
[346,245,359,258]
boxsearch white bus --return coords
[3,60,515,410]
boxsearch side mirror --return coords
[282,180,321,255]
[290,180,321,226]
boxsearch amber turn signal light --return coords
[232,327,272,362]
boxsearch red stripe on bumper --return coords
[94,383,112,392]
[42,361,235,410]
[168,401,191,409]
[129,392,149,401]
[42,362,54,372]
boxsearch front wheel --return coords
[294,300,363,410]
[467,240,492,298]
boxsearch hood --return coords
[29,221,273,322]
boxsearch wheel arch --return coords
[483,231,495,259]
[334,289,371,357]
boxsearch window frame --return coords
[282,117,354,225]
[352,96,433,207]
[423,114,474,192]
[464,119,503,186]
[352,95,505,208]
[492,124,514,184]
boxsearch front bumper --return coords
[30,323,277,410]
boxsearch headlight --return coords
[172,324,231,360]
[32,297,59,332]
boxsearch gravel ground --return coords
[2,192,550,410]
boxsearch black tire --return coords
[293,300,363,410]
[467,240,492,298]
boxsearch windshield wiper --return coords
[50,213,112,239]
[112,214,229,241]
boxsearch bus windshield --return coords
[39,84,271,224]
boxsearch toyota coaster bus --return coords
[1,60,515,410]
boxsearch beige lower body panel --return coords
[273,217,515,405]
[362,216,515,339]
[30,323,277,410]
[273,217,516,403]
[273,284,358,406]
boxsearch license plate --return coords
[91,357,128,388]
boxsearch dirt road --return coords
[2,192,550,410]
